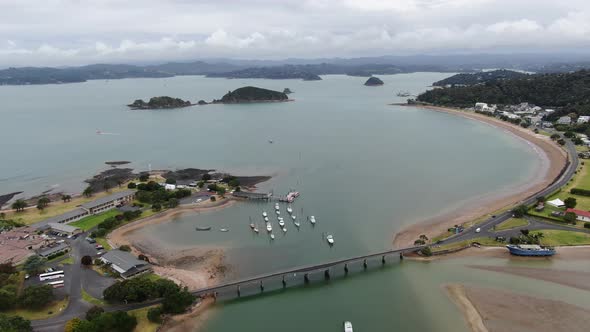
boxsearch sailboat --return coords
[310,216,316,225]
[326,234,334,245]
[287,206,293,214]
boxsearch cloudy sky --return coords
[1,0,589,67]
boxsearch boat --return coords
[282,227,287,233]
[287,206,293,214]
[506,244,555,256]
[266,223,273,232]
[275,203,280,210]
[326,234,334,245]
[195,226,211,231]
[264,217,269,222]
[276,210,281,215]
[343,321,353,332]
[220,228,229,232]
[262,211,268,217]
[253,226,259,233]
[292,215,296,220]
[270,233,275,240]
[294,221,300,228]
[279,219,285,227]
[249,223,255,229]
[310,216,316,224]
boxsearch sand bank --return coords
[445,284,590,332]
[393,105,567,248]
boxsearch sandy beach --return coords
[445,284,590,332]
[393,104,567,248]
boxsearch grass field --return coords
[534,229,590,246]
[70,210,120,231]
[6,297,69,320]
[495,218,528,231]
[2,187,132,225]
[129,305,160,332]
[82,288,105,306]
[432,237,502,252]
[94,237,112,250]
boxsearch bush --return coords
[420,247,432,256]
[570,188,590,196]
[139,173,149,182]
[165,178,176,184]
[152,203,162,212]
[85,305,104,321]
[119,245,131,252]
[512,205,528,218]
[210,196,216,202]
[19,285,53,310]
[81,255,93,266]
[162,287,195,314]
[0,314,32,332]
[564,197,577,208]
[564,212,577,224]
[584,222,590,229]
[127,182,137,189]
[147,306,163,323]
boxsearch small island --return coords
[213,86,290,104]
[127,96,193,109]
[364,76,384,86]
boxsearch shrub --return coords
[81,255,93,266]
[85,305,104,321]
[139,173,150,182]
[420,247,432,256]
[147,306,163,323]
[564,197,577,208]
[584,222,590,229]
[127,182,137,189]
[0,314,32,332]
[119,245,131,252]
[210,196,216,202]
[570,188,590,196]
[19,285,53,310]
[564,212,577,224]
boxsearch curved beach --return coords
[392,105,567,248]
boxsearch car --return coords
[95,244,104,250]
[96,251,104,256]
[86,237,96,244]
[475,227,481,233]
[24,274,30,280]
[195,198,203,203]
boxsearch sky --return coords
[0,0,589,67]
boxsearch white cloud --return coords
[0,0,589,66]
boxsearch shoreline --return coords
[392,104,567,248]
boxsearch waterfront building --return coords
[47,223,82,236]
[79,190,135,214]
[100,249,151,278]
[37,242,69,258]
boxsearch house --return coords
[79,190,135,214]
[578,116,590,124]
[474,102,488,110]
[47,223,82,236]
[0,227,48,264]
[557,116,572,125]
[501,111,520,120]
[40,208,89,226]
[565,208,590,222]
[164,184,176,190]
[542,121,553,128]
[547,198,565,208]
[100,250,151,278]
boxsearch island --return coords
[127,96,193,109]
[283,88,293,94]
[364,76,384,86]
[212,86,290,104]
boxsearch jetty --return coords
[232,191,272,200]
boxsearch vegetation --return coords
[129,306,161,332]
[119,245,131,252]
[70,310,137,332]
[18,285,54,310]
[207,66,322,81]
[0,313,32,332]
[83,186,94,198]
[533,229,590,246]
[23,255,45,274]
[509,229,544,245]
[417,69,590,118]
[82,290,105,307]
[364,76,384,86]
[128,96,191,109]
[89,210,143,238]
[11,200,27,212]
[432,69,528,87]
[512,205,528,218]
[570,188,590,196]
[564,197,577,208]
[70,209,120,231]
[495,218,528,231]
[564,211,577,224]
[216,86,289,103]
[81,255,93,266]
[36,197,50,210]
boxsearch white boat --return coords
[292,215,296,220]
[282,227,287,233]
[294,221,300,228]
[287,206,293,214]
[253,227,259,233]
[270,233,275,240]
[249,223,255,229]
[276,210,281,215]
[266,223,272,232]
[275,204,280,210]
[262,211,268,217]
[310,216,316,224]
[220,228,229,232]
[326,234,334,245]
[264,217,269,222]
[343,321,353,332]
[279,219,285,227]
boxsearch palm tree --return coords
[83,186,93,198]
[12,199,27,212]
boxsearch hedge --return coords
[570,188,590,196]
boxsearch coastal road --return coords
[441,138,579,245]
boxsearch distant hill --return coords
[207,66,322,81]
[215,86,289,103]
[433,70,529,87]
[128,96,192,109]
[416,70,590,118]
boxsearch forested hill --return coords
[417,70,590,118]
[432,69,529,86]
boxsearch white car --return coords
[475,227,481,233]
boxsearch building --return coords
[100,250,151,278]
[0,227,48,264]
[164,184,176,191]
[37,242,69,258]
[47,223,82,236]
[557,116,572,125]
[40,208,89,226]
[79,190,135,214]
[578,116,590,124]
[547,198,565,208]
[565,208,590,222]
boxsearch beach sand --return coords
[393,105,567,248]
[445,284,590,332]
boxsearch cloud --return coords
[0,0,589,66]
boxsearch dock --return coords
[232,191,272,200]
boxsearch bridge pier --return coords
[324,269,330,280]
[282,275,287,288]
[344,263,349,274]
[260,280,264,293]
[304,273,310,284]
[363,259,368,270]
[382,255,386,265]
[237,285,241,297]
[400,252,404,260]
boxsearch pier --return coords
[191,245,422,300]
[232,191,272,200]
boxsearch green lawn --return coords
[94,237,112,250]
[142,273,161,282]
[533,230,590,246]
[82,288,105,306]
[129,305,160,332]
[59,256,74,265]
[6,297,69,320]
[433,237,502,252]
[494,218,528,231]
[70,209,120,231]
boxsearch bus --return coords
[39,270,65,281]
[47,280,64,288]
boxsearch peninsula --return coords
[213,86,290,103]
[127,96,193,109]
[364,76,384,86]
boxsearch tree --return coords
[217,187,226,197]
[564,131,575,138]
[420,247,432,256]
[81,255,93,266]
[162,287,195,314]
[202,173,212,181]
[557,138,566,145]
[234,186,241,192]
[228,179,240,187]
[118,245,131,252]
[0,262,16,274]
[0,288,17,310]
[197,181,205,188]
[151,203,162,212]
[536,196,546,203]
[419,234,429,242]
[520,229,530,236]
[85,306,104,321]
[23,255,45,274]
[11,199,27,212]
[0,314,32,332]
[550,133,560,141]
[0,212,5,220]
[165,198,179,209]
[127,182,137,189]
[564,212,577,224]
[19,285,53,309]
[584,222,590,229]
[83,186,94,198]
[165,178,176,184]
[210,196,216,202]
[564,197,577,208]
[36,197,50,210]
[103,182,112,192]
[512,205,528,218]
[64,318,83,332]
[147,306,163,323]
[414,239,425,245]
[139,173,149,182]
[61,194,72,203]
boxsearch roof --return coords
[40,208,88,224]
[47,223,80,233]
[37,243,69,257]
[101,249,149,272]
[547,198,565,207]
[566,208,590,218]
[519,244,542,250]
[80,190,135,209]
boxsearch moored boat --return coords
[270,233,275,240]
[287,206,293,214]
[266,223,273,232]
[506,244,555,256]
[294,221,300,228]
[195,226,211,231]
[326,234,334,245]
[310,216,316,224]
[343,321,353,332]
[279,219,285,227]
[263,211,268,217]
[282,227,287,233]
[220,228,229,232]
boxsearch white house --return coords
[578,116,590,124]
[475,102,488,110]
[557,116,572,125]
[547,198,565,208]
[164,184,176,191]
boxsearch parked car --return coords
[95,244,104,250]
[24,274,30,280]
[475,227,481,233]
[86,237,96,244]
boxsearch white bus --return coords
[39,270,65,281]
[47,280,64,288]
